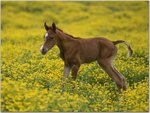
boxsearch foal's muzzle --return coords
[41,50,47,55]
[40,45,47,55]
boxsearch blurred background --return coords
[2,1,148,41]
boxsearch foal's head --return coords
[40,22,57,55]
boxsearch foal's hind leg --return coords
[112,67,127,90]
[97,58,126,91]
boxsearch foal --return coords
[40,22,133,91]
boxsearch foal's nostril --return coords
[40,45,47,55]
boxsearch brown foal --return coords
[40,22,133,91]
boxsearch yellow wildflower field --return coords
[1,1,149,112]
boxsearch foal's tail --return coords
[112,40,133,57]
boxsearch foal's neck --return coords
[55,29,73,60]
[56,29,72,41]
[55,29,70,53]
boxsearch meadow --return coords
[1,1,149,112]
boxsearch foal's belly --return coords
[80,44,100,63]
[81,58,97,64]
[80,54,99,64]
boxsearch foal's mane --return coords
[56,27,81,39]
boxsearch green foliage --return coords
[1,1,149,112]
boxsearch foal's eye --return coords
[49,37,54,40]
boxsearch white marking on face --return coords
[40,45,44,52]
[40,33,50,53]
[45,32,48,40]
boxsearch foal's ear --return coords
[52,22,56,32]
[44,22,50,31]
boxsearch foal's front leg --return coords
[63,65,71,78]
[71,64,80,80]
[61,65,71,87]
